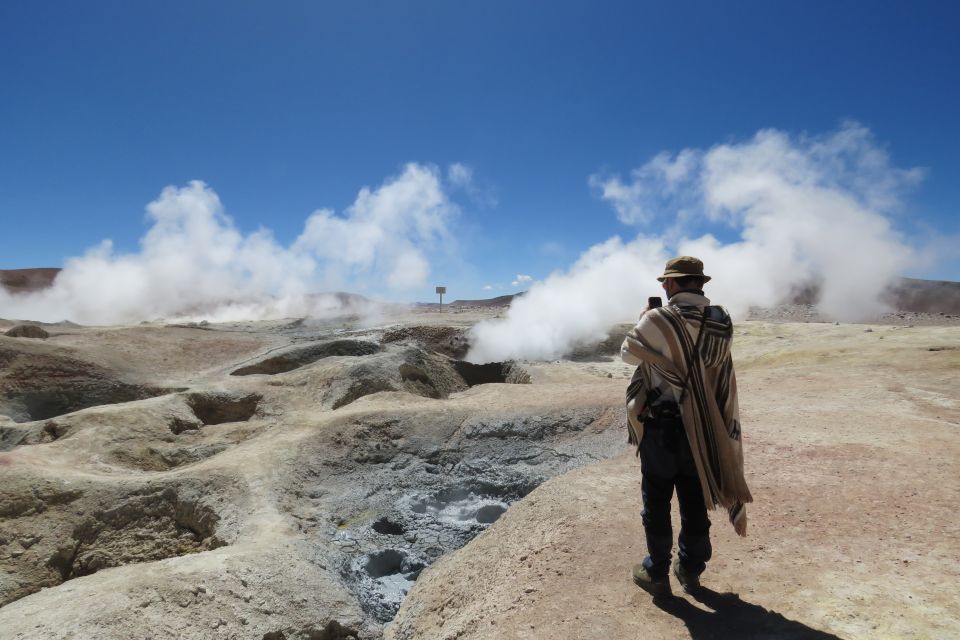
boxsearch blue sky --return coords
[1,0,958,304]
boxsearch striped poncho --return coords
[620,292,752,536]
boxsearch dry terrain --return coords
[389,321,960,640]
[0,305,957,640]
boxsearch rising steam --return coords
[467,124,922,363]
[0,163,459,325]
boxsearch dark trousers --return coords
[639,415,712,578]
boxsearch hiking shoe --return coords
[672,558,701,594]
[632,564,671,598]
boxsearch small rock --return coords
[4,324,49,339]
[18,535,41,549]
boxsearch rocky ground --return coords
[746,303,960,326]
[0,306,958,639]
[0,310,623,639]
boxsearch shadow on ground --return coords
[653,587,842,639]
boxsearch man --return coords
[620,256,752,597]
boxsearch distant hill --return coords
[448,294,522,308]
[0,268,61,294]
[439,279,960,314]
[414,293,523,309]
[882,277,960,314]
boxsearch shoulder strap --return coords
[676,308,708,406]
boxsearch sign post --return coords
[435,286,446,312]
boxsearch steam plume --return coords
[467,124,921,363]
[0,163,459,325]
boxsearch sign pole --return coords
[435,286,446,312]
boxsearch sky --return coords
[1,0,958,312]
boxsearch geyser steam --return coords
[0,163,460,325]
[467,124,921,363]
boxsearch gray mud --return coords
[281,407,622,625]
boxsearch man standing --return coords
[620,256,752,597]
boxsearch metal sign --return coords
[435,286,446,294]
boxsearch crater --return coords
[185,392,261,425]
[408,486,511,526]
[350,549,426,622]
[0,345,183,423]
[364,549,405,579]
[46,487,225,583]
[339,477,534,623]
[372,517,405,536]
[453,361,530,386]
[1,485,226,607]
[231,340,380,376]
[1,381,178,425]
[474,504,507,524]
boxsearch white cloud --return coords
[1,164,460,324]
[447,162,474,188]
[447,162,498,208]
[482,284,494,291]
[511,274,533,287]
[589,149,699,225]
[539,241,565,257]
[468,123,922,362]
[294,163,455,290]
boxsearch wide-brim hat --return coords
[657,255,711,283]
